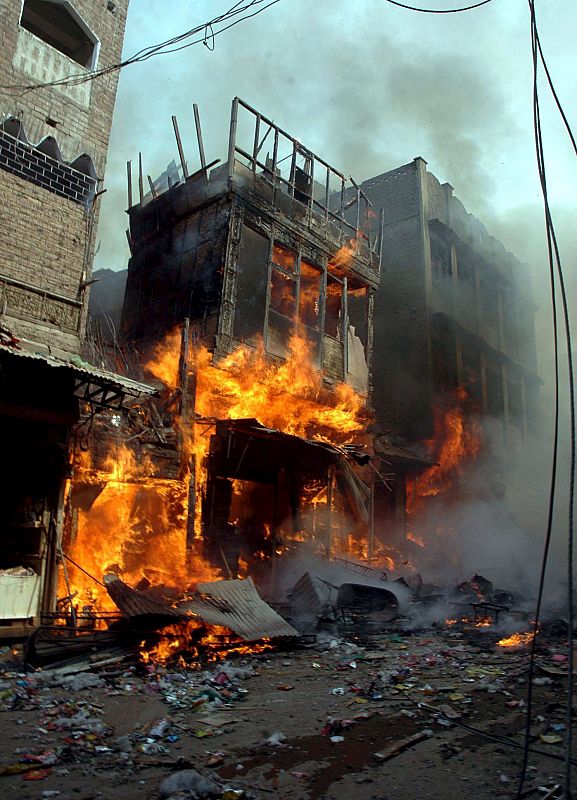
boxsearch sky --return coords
[93,0,577,368]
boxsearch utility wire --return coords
[0,0,280,95]
[384,0,494,13]
[534,29,577,159]
[516,2,576,798]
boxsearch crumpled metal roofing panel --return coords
[181,577,298,640]
[0,344,157,397]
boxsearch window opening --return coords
[299,260,321,329]
[20,0,98,69]
[325,276,343,339]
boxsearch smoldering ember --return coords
[0,2,575,800]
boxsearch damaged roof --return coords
[0,344,157,404]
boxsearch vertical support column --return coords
[366,287,375,403]
[342,277,349,378]
[368,468,375,561]
[271,128,279,206]
[262,236,274,352]
[251,113,261,172]
[378,207,385,273]
[193,103,207,171]
[289,143,297,197]
[172,116,188,179]
[138,153,144,204]
[326,464,335,558]
[227,97,239,181]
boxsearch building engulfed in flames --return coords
[62,99,389,611]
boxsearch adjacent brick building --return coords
[0,0,130,354]
[0,1,151,635]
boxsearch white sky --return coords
[94,0,577,322]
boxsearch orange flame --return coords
[497,631,535,648]
[62,325,367,617]
[193,330,365,440]
[407,387,481,514]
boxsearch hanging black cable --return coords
[384,0,494,12]
[535,29,577,158]
[0,0,280,95]
[517,2,576,797]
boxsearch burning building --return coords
[60,98,388,615]
[0,0,158,635]
[350,157,541,564]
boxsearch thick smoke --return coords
[94,0,544,270]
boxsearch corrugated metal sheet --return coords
[180,578,298,640]
[104,575,186,620]
[0,344,157,398]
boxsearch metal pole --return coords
[147,175,157,198]
[138,153,144,204]
[227,97,239,180]
[126,160,132,208]
[172,116,189,179]
[252,113,261,173]
[193,103,207,171]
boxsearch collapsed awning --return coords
[0,344,157,409]
[207,417,371,521]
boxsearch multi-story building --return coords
[0,0,130,354]
[0,0,156,635]
[356,157,539,444]
[121,98,383,576]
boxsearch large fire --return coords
[61,326,367,617]
[147,327,365,440]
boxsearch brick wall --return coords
[0,0,130,354]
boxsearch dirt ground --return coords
[0,630,573,800]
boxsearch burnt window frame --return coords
[19,0,100,70]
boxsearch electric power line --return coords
[516,2,576,798]
[384,0,494,13]
[0,0,280,96]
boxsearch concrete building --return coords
[356,157,539,445]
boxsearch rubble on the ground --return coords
[0,598,574,798]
